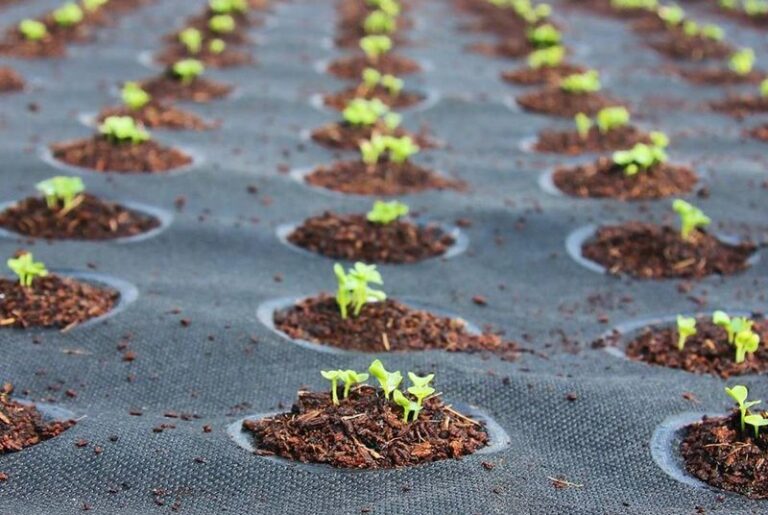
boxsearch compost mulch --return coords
[243,385,489,469]
[310,122,436,151]
[676,68,765,86]
[96,102,216,130]
[0,388,75,454]
[516,88,624,117]
[467,38,532,59]
[0,194,160,241]
[322,85,425,111]
[326,53,421,80]
[747,124,768,142]
[153,44,254,69]
[0,275,118,329]
[274,295,519,359]
[710,95,768,118]
[681,412,768,499]
[139,74,233,103]
[286,212,455,263]
[534,126,650,154]
[648,32,733,62]
[0,67,24,92]
[581,223,756,279]
[304,160,466,195]
[501,64,587,87]
[50,136,193,174]
[0,30,68,59]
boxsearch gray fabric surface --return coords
[0,0,768,513]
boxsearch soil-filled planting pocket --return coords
[0,391,76,454]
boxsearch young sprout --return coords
[383,112,402,131]
[760,79,768,97]
[99,116,150,144]
[362,67,382,92]
[574,112,593,140]
[560,70,601,94]
[657,4,685,25]
[320,370,344,405]
[719,0,737,8]
[744,0,768,15]
[700,24,724,41]
[179,27,203,54]
[378,0,401,16]
[342,98,389,127]
[19,19,48,41]
[83,0,109,12]
[527,45,565,69]
[676,315,696,351]
[408,371,435,388]
[53,3,84,26]
[209,38,226,54]
[121,82,151,111]
[393,389,422,423]
[672,199,710,240]
[364,10,396,35]
[209,14,236,34]
[334,262,386,319]
[367,200,409,224]
[527,23,561,48]
[596,106,630,133]
[745,413,768,438]
[209,0,247,13]
[35,176,85,211]
[380,74,403,96]
[359,35,392,62]
[682,20,698,37]
[368,359,403,400]
[712,311,753,344]
[7,253,48,287]
[341,370,369,399]
[734,329,760,364]
[728,48,754,76]
[360,134,387,165]
[407,384,435,409]
[385,136,419,163]
[172,59,205,84]
[725,385,761,432]
[612,140,667,176]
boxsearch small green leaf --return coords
[7,252,48,288]
[367,200,409,224]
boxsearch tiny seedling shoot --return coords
[83,0,109,12]
[35,176,85,211]
[99,116,151,145]
[359,68,404,97]
[713,311,761,363]
[725,385,761,432]
[334,262,386,319]
[657,4,685,26]
[573,106,630,139]
[672,199,710,241]
[53,3,84,27]
[367,200,409,224]
[364,10,397,35]
[209,0,248,14]
[560,70,601,94]
[729,48,755,76]
[527,23,561,48]
[122,82,151,111]
[7,252,48,287]
[342,98,398,129]
[179,27,203,54]
[760,79,768,98]
[368,359,402,400]
[320,369,369,405]
[19,19,48,41]
[209,14,236,34]
[612,132,669,176]
[360,35,392,63]
[359,134,419,165]
[528,45,564,69]
[676,315,696,351]
[172,59,205,84]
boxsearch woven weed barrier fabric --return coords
[1,0,768,513]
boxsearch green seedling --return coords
[209,38,226,54]
[121,82,151,111]
[713,311,754,345]
[362,67,382,91]
[393,389,421,423]
[380,74,403,96]
[728,48,754,76]
[700,23,724,40]
[612,139,667,176]
[359,35,392,62]
[179,27,203,54]
[19,19,47,41]
[673,199,710,240]
[385,135,418,163]
[368,359,402,400]
[377,0,401,16]
[209,0,247,14]
[611,0,657,9]
[321,370,344,405]
[560,70,601,93]
[657,4,685,25]
[99,116,150,144]
[574,112,593,139]
[83,0,109,12]
[528,45,564,69]
[725,385,761,432]
[719,0,737,9]
[364,10,396,34]
[341,370,369,399]
[734,329,760,364]
[744,0,768,15]
[596,106,630,133]
[53,3,84,26]
[360,134,387,165]
[172,59,205,84]
[745,413,768,438]
[676,315,697,351]
[209,14,236,34]
[342,98,389,126]
[35,176,85,211]
[407,384,435,407]
[760,79,768,97]
[7,253,47,287]
[334,262,386,319]
[408,371,434,388]
[527,23,561,48]
[367,200,409,224]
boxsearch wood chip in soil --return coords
[243,385,489,469]
[535,126,651,155]
[516,88,624,117]
[677,68,765,86]
[581,222,756,279]
[681,411,768,499]
[0,275,118,329]
[139,74,233,103]
[502,64,587,87]
[624,317,768,378]
[0,389,75,453]
[552,157,697,199]
[96,102,216,131]
[0,194,160,240]
[0,67,24,92]
[323,85,425,111]
[287,212,455,263]
[310,122,436,151]
[51,136,192,174]
[304,160,466,196]
[326,53,421,80]
[274,294,519,359]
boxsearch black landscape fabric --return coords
[1,0,768,513]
